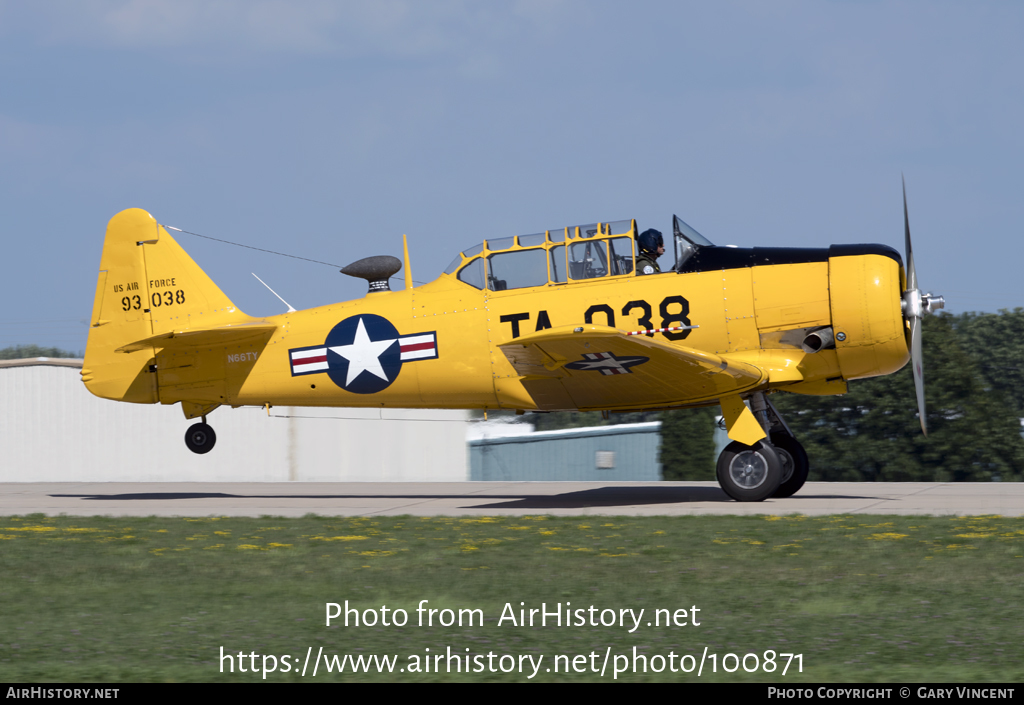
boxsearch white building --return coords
[0,358,469,482]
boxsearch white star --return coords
[329,317,397,386]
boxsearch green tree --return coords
[658,407,718,480]
[0,345,80,360]
[954,308,1024,418]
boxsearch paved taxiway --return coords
[0,482,1020,517]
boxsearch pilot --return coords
[636,229,664,275]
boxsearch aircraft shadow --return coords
[469,486,730,508]
[48,492,530,501]
[469,490,887,508]
[50,486,733,508]
[48,488,885,509]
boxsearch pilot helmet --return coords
[638,228,664,256]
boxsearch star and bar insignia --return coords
[288,314,437,394]
[564,351,649,375]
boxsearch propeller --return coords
[900,176,945,435]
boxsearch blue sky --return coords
[1,1,1021,351]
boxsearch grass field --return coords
[1,513,1022,682]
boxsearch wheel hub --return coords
[729,451,768,489]
[775,448,794,483]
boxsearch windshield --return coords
[673,214,712,246]
[673,214,713,270]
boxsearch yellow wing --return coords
[499,324,766,410]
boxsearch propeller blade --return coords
[909,315,927,436]
[903,174,917,292]
[902,175,932,435]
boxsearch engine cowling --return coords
[827,244,910,381]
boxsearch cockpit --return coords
[443,215,714,291]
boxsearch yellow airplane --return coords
[82,186,943,501]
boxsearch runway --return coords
[0,481,1020,517]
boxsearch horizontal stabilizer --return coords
[115,321,277,353]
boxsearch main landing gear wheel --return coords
[770,433,809,499]
[184,422,216,454]
[716,440,783,502]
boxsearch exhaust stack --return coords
[801,326,835,354]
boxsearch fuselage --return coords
[152,243,909,413]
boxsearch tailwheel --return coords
[716,440,783,502]
[184,422,217,454]
[770,433,809,498]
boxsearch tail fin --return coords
[83,208,251,402]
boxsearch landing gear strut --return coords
[184,415,217,454]
[716,393,808,501]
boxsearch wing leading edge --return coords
[498,324,766,411]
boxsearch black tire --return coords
[716,440,783,502]
[770,433,809,498]
[184,422,217,454]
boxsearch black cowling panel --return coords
[675,247,828,273]
[674,243,902,274]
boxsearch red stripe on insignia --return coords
[400,342,435,353]
[298,354,327,365]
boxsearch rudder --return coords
[83,208,249,402]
